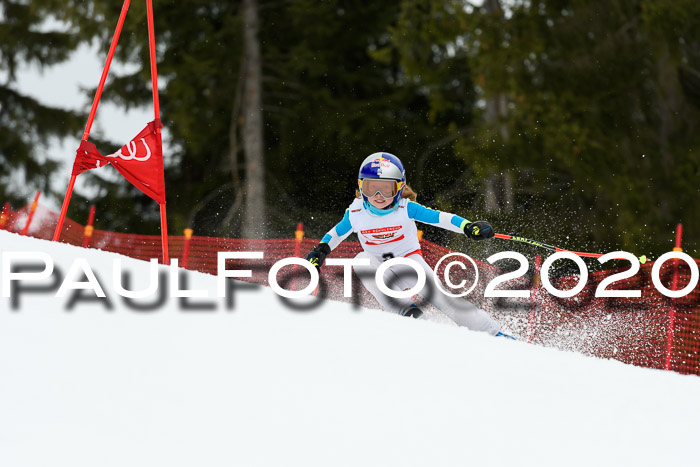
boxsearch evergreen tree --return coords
[387,0,700,256]
[56,0,464,239]
[6,0,698,256]
[0,0,85,206]
[262,0,471,239]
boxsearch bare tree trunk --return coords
[228,60,245,185]
[502,169,514,212]
[242,0,266,239]
[483,176,499,212]
[483,0,502,14]
[655,43,686,175]
[482,0,513,213]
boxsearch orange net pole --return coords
[182,228,194,269]
[20,192,41,236]
[0,202,9,230]
[82,205,97,248]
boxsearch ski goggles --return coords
[358,178,404,198]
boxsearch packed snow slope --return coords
[1,230,699,467]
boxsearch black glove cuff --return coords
[315,243,331,255]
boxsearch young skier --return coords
[306,152,513,338]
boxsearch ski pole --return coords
[494,233,648,264]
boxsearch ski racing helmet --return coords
[357,152,406,206]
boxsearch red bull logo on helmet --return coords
[371,157,392,168]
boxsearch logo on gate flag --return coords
[71,120,166,204]
[107,138,152,162]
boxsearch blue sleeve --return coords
[406,201,439,223]
[321,209,353,248]
[406,201,469,233]
[450,214,468,229]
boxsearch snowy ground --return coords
[1,230,699,467]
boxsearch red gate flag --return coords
[72,119,166,204]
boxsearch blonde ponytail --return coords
[401,185,417,202]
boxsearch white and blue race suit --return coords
[320,197,501,334]
[321,198,468,259]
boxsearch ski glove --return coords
[306,243,331,271]
[464,221,494,241]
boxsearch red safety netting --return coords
[2,202,698,375]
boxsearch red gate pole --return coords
[20,192,41,236]
[0,202,9,230]
[664,224,684,370]
[527,255,541,344]
[53,0,132,242]
[82,205,97,248]
[147,0,169,264]
[182,228,194,269]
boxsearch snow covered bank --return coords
[1,230,699,467]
